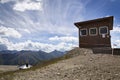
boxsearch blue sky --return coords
[0,0,120,52]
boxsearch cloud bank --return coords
[0,37,77,52]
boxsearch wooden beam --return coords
[78,28,80,48]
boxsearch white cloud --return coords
[11,40,54,52]
[0,37,13,49]
[0,0,80,36]
[10,40,77,52]
[111,40,120,48]
[0,0,82,52]
[13,0,43,12]
[0,37,77,52]
[112,27,120,33]
[54,42,77,51]
[49,36,78,43]
[0,26,22,38]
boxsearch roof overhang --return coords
[74,16,113,30]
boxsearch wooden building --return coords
[74,16,113,48]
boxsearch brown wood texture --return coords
[74,16,113,48]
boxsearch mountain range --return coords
[0,50,65,65]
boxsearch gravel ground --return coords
[1,48,120,80]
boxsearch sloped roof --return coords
[74,16,113,30]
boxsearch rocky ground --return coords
[1,48,120,80]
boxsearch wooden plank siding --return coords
[74,16,113,48]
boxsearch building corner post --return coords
[78,28,80,48]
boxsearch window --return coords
[99,26,108,34]
[89,28,97,36]
[80,29,87,36]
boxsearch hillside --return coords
[0,50,65,65]
[1,48,120,80]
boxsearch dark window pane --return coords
[81,29,87,36]
[90,28,96,35]
[100,27,107,34]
